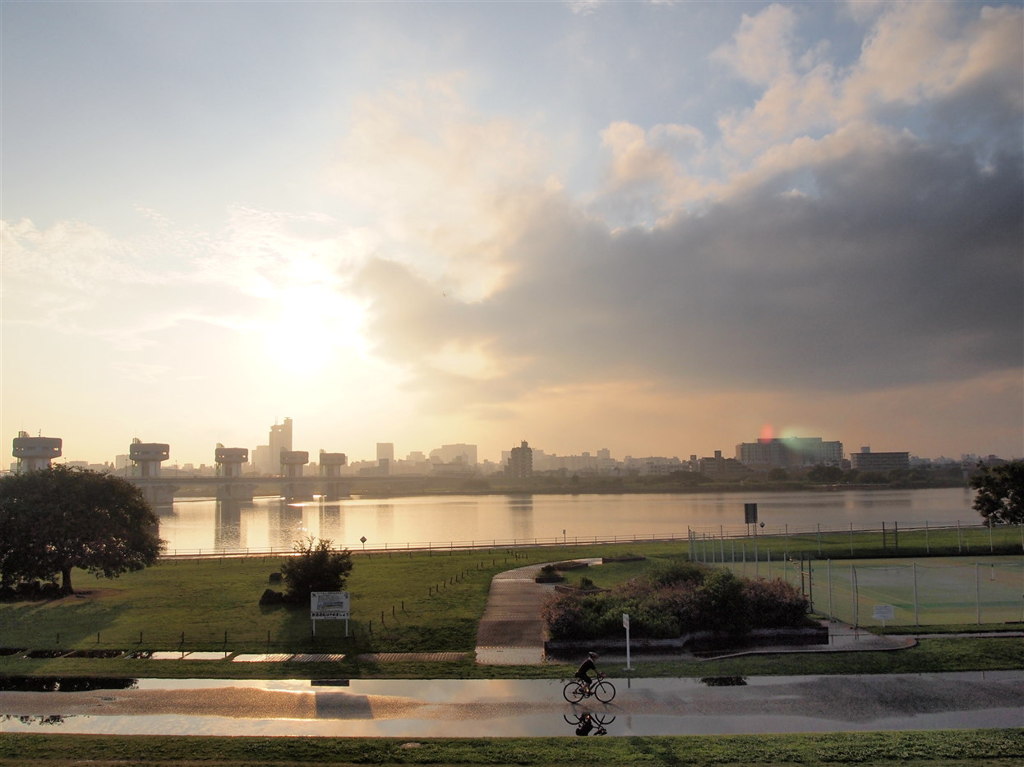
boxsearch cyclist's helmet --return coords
[588,652,598,659]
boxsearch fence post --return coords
[851,565,859,631]
[975,563,981,625]
[913,562,919,626]
[827,559,833,624]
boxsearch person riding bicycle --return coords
[575,651,600,693]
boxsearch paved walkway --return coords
[474,562,562,665]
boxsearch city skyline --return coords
[8,421,1016,471]
[3,2,1022,467]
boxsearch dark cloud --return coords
[355,134,1023,406]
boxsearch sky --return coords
[2,0,1022,467]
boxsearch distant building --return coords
[622,455,684,475]
[253,418,293,475]
[850,447,910,474]
[736,436,844,470]
[699,450,753,481]
[430,443,477,466]
[507,441,533,479]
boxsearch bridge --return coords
[127,475,350,505]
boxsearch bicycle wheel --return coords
[563,681,585,703]
[592,680,616,703]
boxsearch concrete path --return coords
[474,563,560,665]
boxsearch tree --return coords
[970,461,1024,525]
[0,466,163,595]
[280,537,353,603]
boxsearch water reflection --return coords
[0,676,138,692]
[2,714,70,726]
[699,676,747,687]
[216,500,242,550]
[564,711,614,735]
[154,489,974,555]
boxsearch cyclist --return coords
[575,651,599,693]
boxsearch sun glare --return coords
[264,285,368,371]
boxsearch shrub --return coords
[742,578,810,628]
[280,537,353,605]
[543,563,809,641]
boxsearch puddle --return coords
[2,673,1021,738]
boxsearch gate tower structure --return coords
[12,431,62,472]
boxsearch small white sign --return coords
[622,613,630,629]
[872,604,895,621]
[311,591,350,620]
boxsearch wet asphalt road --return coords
[2,671,1022,737]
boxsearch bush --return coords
[544,563,810,641]
[742,578,810,628]
[279,537,353,604]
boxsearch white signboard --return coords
[872,604,895,621]
[311,591,350,620]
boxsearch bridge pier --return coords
[129,439,174,506]
[281,450,311,501]
[318,450,349,500]
[215,447,254,501]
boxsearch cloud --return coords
[344,3,1022,414]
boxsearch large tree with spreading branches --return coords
[0,465,163,595]
[970,460,1024,525]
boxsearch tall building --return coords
[376,443,395,462]
[507,440,533,479]
[268,418,293,474]
[254,418,293,475]
[736,436,844,470]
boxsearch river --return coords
[156,487,979,556]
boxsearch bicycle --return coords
[563,672,616,703]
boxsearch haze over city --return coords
[2,1,1022,468]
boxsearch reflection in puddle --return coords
[0,676,138,692]
[564,711,614,736]
[2,714,71,727]
[699,676,747,687]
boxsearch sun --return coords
[264,284,368,372]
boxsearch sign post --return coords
[623,613,632,671]
[310,591,350,637]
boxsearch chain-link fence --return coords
[714,556,1024,627]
